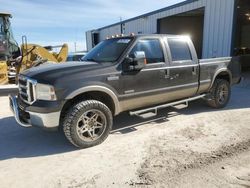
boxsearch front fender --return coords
[65,85,121,115]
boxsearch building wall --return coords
[87,0,235,58]
[86,31,93,50]
[202,0,235,58]
[159,15,204,58]
[99,25,121,42]
[241,25,250,47]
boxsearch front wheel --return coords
[206,79,231,108]
[63,100,113,148]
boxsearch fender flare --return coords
[209,68,232,90]
[65,85,121,115]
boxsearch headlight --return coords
[35,83,57,101]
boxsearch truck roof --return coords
[0,12,12,17]
[106,34,191,40]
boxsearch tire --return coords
[206,79,231,109]
[63,100,113,148]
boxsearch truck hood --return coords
[21,61,101,84]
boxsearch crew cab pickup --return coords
[9,34,241,148]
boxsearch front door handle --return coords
[165,69,170,79]
[170,74,179,80]
[160,69,170,79]
[161,69,179,80]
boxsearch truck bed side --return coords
[198,57,241,94]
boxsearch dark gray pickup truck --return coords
[9,34,241,148]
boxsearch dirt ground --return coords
[0,73,250,188]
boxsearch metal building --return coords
[86,0,250,59]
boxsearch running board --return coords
[129,94,206,118]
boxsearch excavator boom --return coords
[20,43,68,70]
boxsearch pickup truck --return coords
[9,34,241,148]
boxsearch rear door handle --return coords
[192,66,197,75]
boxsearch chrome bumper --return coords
[9,95,60,129]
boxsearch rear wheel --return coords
[206,79,231,108]
[63,100,113,148]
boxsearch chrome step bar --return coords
[129,94,207,118]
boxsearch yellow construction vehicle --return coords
[0,12,68,85]
[0,61,8,84]
[0,13,15,84]
[16,42,68,78]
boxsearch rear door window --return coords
[167,38,192,61]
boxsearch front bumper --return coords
[9,95,61,129]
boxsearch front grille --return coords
[18,75,37,104]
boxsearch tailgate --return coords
[229,56,242,85]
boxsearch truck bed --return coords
[197,56,241,95]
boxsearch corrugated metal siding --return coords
[202,0,235,58]
[86,31,93,50]
[88,0,235,58]
[99,25,121,41]
[121,0,205,35]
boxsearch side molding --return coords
[66,86,121,115]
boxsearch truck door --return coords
[119,38,168,111]
[163,37,199,100]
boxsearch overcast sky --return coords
[0,0,184,52]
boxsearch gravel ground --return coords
[0,73,250,188]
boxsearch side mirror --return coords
[123,51,146,72]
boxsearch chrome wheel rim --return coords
[218,84,229,104]
[76,109,107,142]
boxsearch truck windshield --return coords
[82,38,132,63]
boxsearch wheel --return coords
[206,79,231,108]
[63,100,113,148]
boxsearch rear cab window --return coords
[165,37,194,65]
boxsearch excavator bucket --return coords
[53,43,68,62]
[0,61,8,84]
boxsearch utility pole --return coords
[74,42,77,52]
